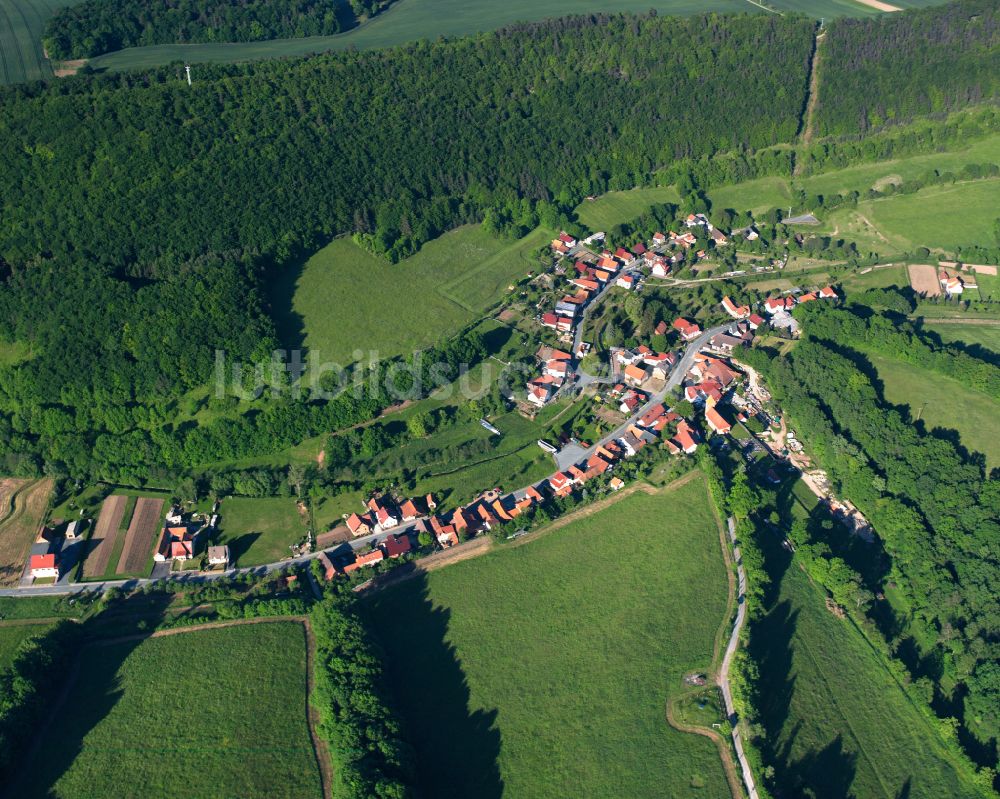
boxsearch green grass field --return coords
[270,225,549,366]
[754,557,982,799]
[364,476,732,798]
[0,0,76,84]
[574,185,682,231]
[866,352,999,470]
[920,322,1000,353]
[213,496,308,566]
[819,179,1000,256]
[79,0,909,77]
[16,622,323,799]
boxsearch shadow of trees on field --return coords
[2,592,172,799]
[361,573,503,799]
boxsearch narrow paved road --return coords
[721,516,759,799]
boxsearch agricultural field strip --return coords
[0,479,53,587]
[116,497,164,575]
[81,495,128,579]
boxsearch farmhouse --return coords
[344,548,385,573]
[65,520,81,540]
[29,553,58,579]
[939,271,966,297]
[710,228,728,246]
[316,551,337,580]
[547,472,574,498]
[818,286,838,300]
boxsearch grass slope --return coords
[755,559,981,799]
[364,476,731,798]
[19,622,322,799]
[81,0,907,76]
[270,225,548,365]
[866,351,1000,470]
[820,179,1000,256]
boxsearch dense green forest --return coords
[0,5,997,488]
[741,305,1000,771]
[3,13,815,268]
[44,0,392,60]
[817,0,1000,137]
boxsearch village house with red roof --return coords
[673,317,701,341]
[29,553,58,579]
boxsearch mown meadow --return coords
[364,475,732,798]
[15,621,323,799]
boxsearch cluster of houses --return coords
[614,343,678,390]
[527,347,574,407]
[758,285,838,335]
[345,493,438,538]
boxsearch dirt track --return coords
[82,495,128,579]
[908,264,940,297]
[116,498,164,575]
[852,0,901,10]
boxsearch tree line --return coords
[44,0,393,60]
[2,13,816,270]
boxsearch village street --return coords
[0,320,731,599]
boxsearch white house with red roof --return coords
[558,231,577,247]
[764,296,796,315]
[672,317,701,341]
[29,553,58,579]
[818,286,838,300]
[652,231,667,246]
[616,274,636,290]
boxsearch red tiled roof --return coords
[382,534,412,558]
[30,554,55,570]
